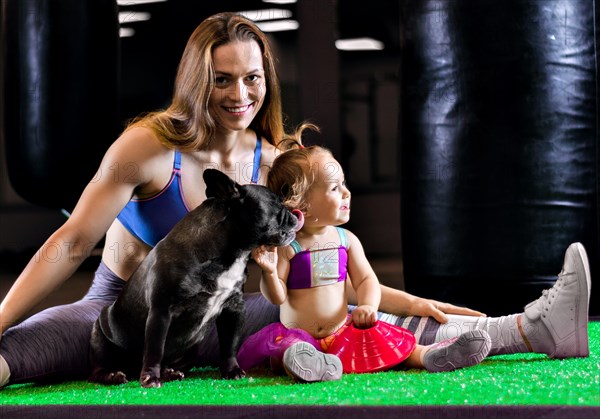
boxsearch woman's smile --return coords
[223,103,254,115]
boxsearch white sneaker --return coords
[422,330,491,372]
[0,354,10,388]
[282,342,342,382]
[523,243,591,358]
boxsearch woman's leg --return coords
[432,243,591,358]
[363,243,591,358]
[0,299,107,385]
[0,262,125,387]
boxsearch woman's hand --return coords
[351,305,378,329]
[375,284,486,324]
[409,298,486,324]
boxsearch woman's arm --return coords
[0,129,157,333]
[347,280,486,323]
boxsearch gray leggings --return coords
[0,262,440,385]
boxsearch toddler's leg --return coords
[238,323,287,371]
[0,299,107,387]
[237,321,320,371]
[418,330,492,372]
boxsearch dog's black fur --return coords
[89,169,298,387]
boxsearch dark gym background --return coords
[1,0,598,318]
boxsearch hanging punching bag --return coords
[2,0,119,211]
[400,0,599,316]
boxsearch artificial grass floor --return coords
[1,322,599,407]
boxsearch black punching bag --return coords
[2,0,119,211]
[400,0,599,316]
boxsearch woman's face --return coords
[209,40,266,134]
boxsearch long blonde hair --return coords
[127,12,285,150]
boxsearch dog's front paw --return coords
[90,370,128,385]
[107,371,129,385]
[140,374,162,388]
[220,363,246,380]
[223,366,246,380]
[161,367,185,382]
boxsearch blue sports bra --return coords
[116,135,263,247]
[286,227,348,290]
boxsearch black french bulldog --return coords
[89,169,298,388]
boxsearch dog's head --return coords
[203,169,299,247]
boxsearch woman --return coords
[0,12,288,387]
[0,12,588,388]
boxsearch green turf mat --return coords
[1,322,599,406]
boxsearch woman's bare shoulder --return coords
[105,127,171,163]
[260,138,281,166]
[98,126,173,185]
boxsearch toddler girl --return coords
[237,145,492,382]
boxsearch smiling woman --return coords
[209,41,266,134]
[127,12,285,153]
[0,12,304,389]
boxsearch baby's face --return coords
[304,153,351,226]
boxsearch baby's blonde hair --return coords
[267,141,333,212]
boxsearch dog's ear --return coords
[203,169,246,200]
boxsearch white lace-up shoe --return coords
[422,330,491,372]
[523,243,591,358]
[282,342,342,382]
[0,354,10,388]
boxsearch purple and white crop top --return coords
[116,135,263,247]
[286,227,348,290]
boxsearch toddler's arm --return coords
[252,246,289,306]
[345,230,381,328]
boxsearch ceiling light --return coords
[262,0,297,4]
[119,27,136,38]
[117,0,166,5]
[256,19,299,32]
[119,11,151,24]
[335,38,384,51]
[238,8,292,22]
